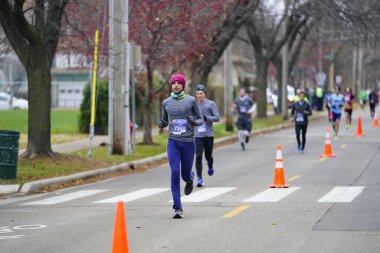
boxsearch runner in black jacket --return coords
[291,91,312,154]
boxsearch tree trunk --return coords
[0,1,67,159]
[20,49,55,158]
[275,58,283,114]
[142,64,153,145]
[256,57,269,118]
[191,65,210,87]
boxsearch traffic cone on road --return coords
[320,128,337,158]
[373,113,379,127]
[270,144,289,188]
[355,116,365,137]
[112,201,129,253]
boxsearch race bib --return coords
[240,106,247,113]
[172,119,187,135]
[296,112,304,122]
[197,124,206,133]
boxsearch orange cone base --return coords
[374,124,379,128]
[355,133,366,137]
[270,184,289,188]
[320,154,337,158]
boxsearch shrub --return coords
[78,80,108,134]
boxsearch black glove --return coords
[187,115,198,126]
[203,115,208,121]
[158,120,168,129]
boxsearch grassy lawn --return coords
[0,109,86,149]
[0,109,81,134]
[0,112,288,185]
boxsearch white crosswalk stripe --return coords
[169,187,236,203]
[94,188,170,203]
[22,190,108,205]
[318,186,365,203]
[19,186,366,205]
[242,187,301,202]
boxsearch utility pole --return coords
[352,47,357,95]
[328,57,334,91]
[224,44,234,131]
[108,0,114,154]
[131,45,136,150]
[281,0,289,120]
[110,0,125,154]
[123,0,131,155]
[357,47,363,93]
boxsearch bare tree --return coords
[246,0,311,118]
[0,0,68,158]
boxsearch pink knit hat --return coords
[170,74,186,89]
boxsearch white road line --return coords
[22,190,108,205]
[0,235,25,239]
[169,187,236,203]
[242,187,301,202]
[318,186,364,203]
[95,188,170,203]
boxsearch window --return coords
[60,89,65,93]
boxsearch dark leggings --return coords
[167,138,195,209]
[370,103,376,117]
[295,124,308,149]
[195,137,214,179]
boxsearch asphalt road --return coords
[1,110,380,253]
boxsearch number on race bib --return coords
[296,112,304,122]
[172,119,188,135]
[197,124,206,133]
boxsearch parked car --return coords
[269,85,296,111]
[0,92,29,110]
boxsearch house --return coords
[51,68,90,109]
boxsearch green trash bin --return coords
[0,130,20,179]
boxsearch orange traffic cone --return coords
[270,144,289,188]
[373,113,379,127]
[112,201,129,253]
[355,116,365,137]
[320,128,337,158]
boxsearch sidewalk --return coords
[2,113,325,195]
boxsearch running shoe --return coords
[208,167,214,176]
[297,144,301,151]
[197,178,204,187]
[300,148,304,154]
[184,180,193,195]
[245,136,250,144]
[173,208,183,219]
[241,142,245,151]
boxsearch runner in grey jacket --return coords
[194,85,220,187]
[159,74,204,219]
[231,88,256,151]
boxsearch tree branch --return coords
[0,1,33,65]
[45,0,69,65]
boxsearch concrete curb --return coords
[19,153,169,193]
[0,185,20,194]
[15,114,324,194]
